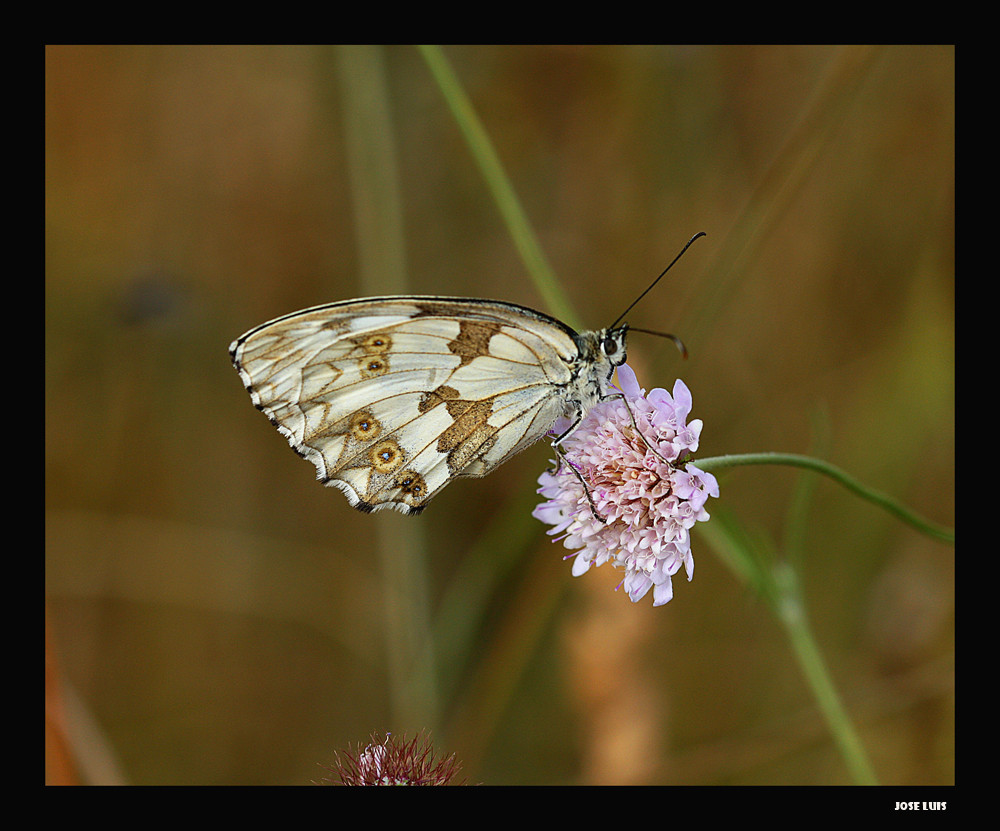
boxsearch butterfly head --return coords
[600,324,629,368]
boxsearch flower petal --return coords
[533,366,717,607]
[615,362,642,398]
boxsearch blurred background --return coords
[45,45,953,785]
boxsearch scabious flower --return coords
[533,364,719,606]
[327,731,463,785]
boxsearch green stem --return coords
[336,45,438,730]
[417,45,582,330]
[696,452,954,544]
[771,562,879,785]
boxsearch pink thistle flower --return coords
[326,731,464,785]
[533,364,718,607]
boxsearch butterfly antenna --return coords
[609,231,706,330]
[628,327,688,359]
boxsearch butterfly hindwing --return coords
[230,296,619,514]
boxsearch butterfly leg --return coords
[597,390,675,467]
[546,391,677,524]
[551,441,606,523]
[545,410,582,475]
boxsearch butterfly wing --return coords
[230,297,586,514]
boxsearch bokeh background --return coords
[45,45,954,785]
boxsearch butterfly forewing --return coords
[230,296,616,514]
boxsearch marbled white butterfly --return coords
[229,235,702,515]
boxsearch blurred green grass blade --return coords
[418,44,581,330]
[337,44,438,730]
[700,510,878,784]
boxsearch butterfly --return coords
[229,235,702,515]
[229,296,627,514]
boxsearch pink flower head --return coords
[533,364,718,607]
[328,731,464,786]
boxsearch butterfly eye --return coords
[602,330,626,363]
